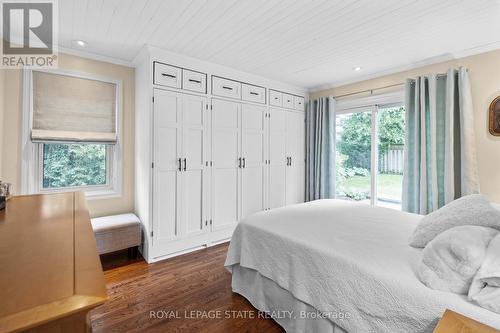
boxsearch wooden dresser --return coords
[0,192,107,333]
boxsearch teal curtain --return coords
[402,67,479,214]
[306,97,335,201]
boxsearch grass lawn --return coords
[338,174,403,201]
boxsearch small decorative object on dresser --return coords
[0,181,11,210]
[489,96,500,136]
[434,310,500,333]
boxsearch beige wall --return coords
[312,49,500,202]
[0,53,135,217]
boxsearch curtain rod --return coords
[333,82,404,99]
[332,71,461,99]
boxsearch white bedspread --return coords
[224,199,500,333]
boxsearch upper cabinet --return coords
[212,76,242,99]
[269,89,305,111]
[151,61,305,110]
[153,61,207,93]
[154,62,182,89]
[241,83,266,104]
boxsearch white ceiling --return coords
[59,0,500,90]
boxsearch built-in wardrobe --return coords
[135,47,306,262]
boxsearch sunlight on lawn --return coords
[340,174,403,202]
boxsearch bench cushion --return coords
[91,213,141,255]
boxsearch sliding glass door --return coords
[335,110,372,203]
[376,106,405,209]
[335,104,405,210]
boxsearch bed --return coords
[224,199,500,333]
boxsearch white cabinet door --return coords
[153,89,182,247]
[268,108,287,209]
[286,111,305,205]
[240,104,265,218]
[181,94,207,237]
[211,99,240,231]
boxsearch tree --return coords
[43,143,106,188]
[378,106,405,155]
[337,107,405,169]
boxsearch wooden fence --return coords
[379,145,404,174]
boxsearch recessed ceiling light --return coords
[73,40,87,47]
[353,66,362,71]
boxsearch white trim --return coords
[21,68,123,199]
[334,92,404,207]
[58,46,133,68]
[309,41,500,93]
[370,107,378,206]
[335,90,404,113]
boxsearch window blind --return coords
[31,71,117,143]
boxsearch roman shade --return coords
[31,71,117,143]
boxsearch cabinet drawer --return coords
[269,90,282,107]
[242,84,265,104]
[182,69,207,93]
[282,93,294,109]
[212,76,241,99]
[294,96,305,111]
[154,62,182,89]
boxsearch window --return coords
[22,69,122,198]
[41,143,109,189]
[334,92,405,210]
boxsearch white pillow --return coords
[492,202,500,211]
[409,194,500,248]
[418,226,498,294]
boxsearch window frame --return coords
[333,90,404,207]
[21,68,123,199]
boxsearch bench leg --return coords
[127,246,139,259]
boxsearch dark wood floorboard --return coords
[90,243,284,333]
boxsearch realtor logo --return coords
[1,0,58,68]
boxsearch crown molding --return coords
[58,46,134,68]
[309,42,500,94]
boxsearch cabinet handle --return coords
[222,86,233,90]
[289,157,292,166]
[242,157,246,168]
[183,158,187,171]
[161,73,176,78]
[250,91,259,96]
[178,158,182,171]
[238,157,242,168]
[189,79,201,84]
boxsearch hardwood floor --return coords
[90,243,284,333]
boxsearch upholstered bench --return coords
[91,213,141,258]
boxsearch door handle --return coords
[238,157,242,168]
[178,158,182,171]
[183,158,187,171]
[242,157,246,168]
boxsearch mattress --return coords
[225,199,500,332]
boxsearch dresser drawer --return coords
[294,96,305,111]
[242,84,265,104]
[212,76,241,99]
[282,93,294,109]
[269,90,282,107]
[154,62,182,89]
[182,69,206,93]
